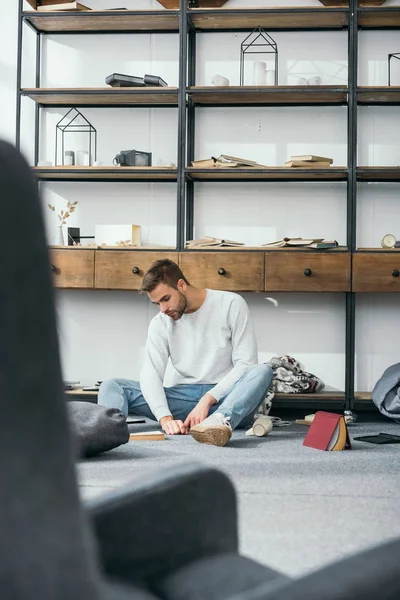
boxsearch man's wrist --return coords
[160,415,173,426]
[203,393,217,406]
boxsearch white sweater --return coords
[140,289,258,421]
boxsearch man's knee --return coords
[250,363,273,390]
[98,378,122,405]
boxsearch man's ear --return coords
[177,279,187,292]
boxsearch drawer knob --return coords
[392,269,399,278]
[304,268,312,277]
[51,264,60,275]
[132,266,140,275]
[218,267,226,276]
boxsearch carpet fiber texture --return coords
[77,416,400,577]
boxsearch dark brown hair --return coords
[141,259,190,293]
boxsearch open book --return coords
[186,236,245,248]
[191,155,267,169]
[303,412,351,452]
[262,237,338,249]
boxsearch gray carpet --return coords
[77,416,400,578]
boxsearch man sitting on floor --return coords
[98,259,272,446]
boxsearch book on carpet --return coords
[285,160,331,168]
[129,431,165,441]
[35,2,90,11]
[186,235,245,248]
[303,411,351,451]
[289,155,333,164]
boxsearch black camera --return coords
[113,150,152,167]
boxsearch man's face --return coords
[148,282,187,321]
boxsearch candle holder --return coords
[55,108,97,167]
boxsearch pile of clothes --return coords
[258,355,325,416]
[266,355,325,395]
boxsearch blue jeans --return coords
[98,363,273,430]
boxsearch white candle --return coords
[253,61,267,85]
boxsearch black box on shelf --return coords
[68,227,80,245]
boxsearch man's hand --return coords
[160,416,188,435]
[184,393,217,429]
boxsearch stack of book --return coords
[27,1,91,10]
[186,236,245,248]
[262,237,338,249]
[285,155,333,168]
[191,155,267,169]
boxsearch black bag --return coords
[67,401,129,458]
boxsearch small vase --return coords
[53,224,68,246]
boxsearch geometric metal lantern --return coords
[240,26,278,86]
[55,108,97,166]
[388,53,400,87]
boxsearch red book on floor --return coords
[303,411,352,451]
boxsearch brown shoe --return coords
[190,413,232,447]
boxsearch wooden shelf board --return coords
[189,8,348,31]
[32,166,177,181]
[65,388,98,397]
[22,87,179,106]
[23,10,179,33]
[275,392,344,400]
[51,245,176,251]
[357,167,400,181]
[354,392,372,401]
[358,86,400,105]
[186,167,348,182]
[357,248,400,252]
[97,245,176,251]
[49,245,95,250]
[184,246,348,252]
[359,7,400,29]
[187,86,348,106]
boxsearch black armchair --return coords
[1,139,399,600]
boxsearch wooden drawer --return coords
[50,249,94,289]
[179,251,264,291]
[265,252,351,292]
[353,253,400,292]
[95,250,178,290]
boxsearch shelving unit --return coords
[17,0,398,413]
[22,10,180,33]
[21,87,179,107]
[32,166,178,182]
[187,85,348,106]
[186,167,348,182]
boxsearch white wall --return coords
[2,0,400,391]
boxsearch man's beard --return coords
[167,291,187,320]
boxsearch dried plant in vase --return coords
[47,201,78,246]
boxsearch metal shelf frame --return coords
[16,0,399,412]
